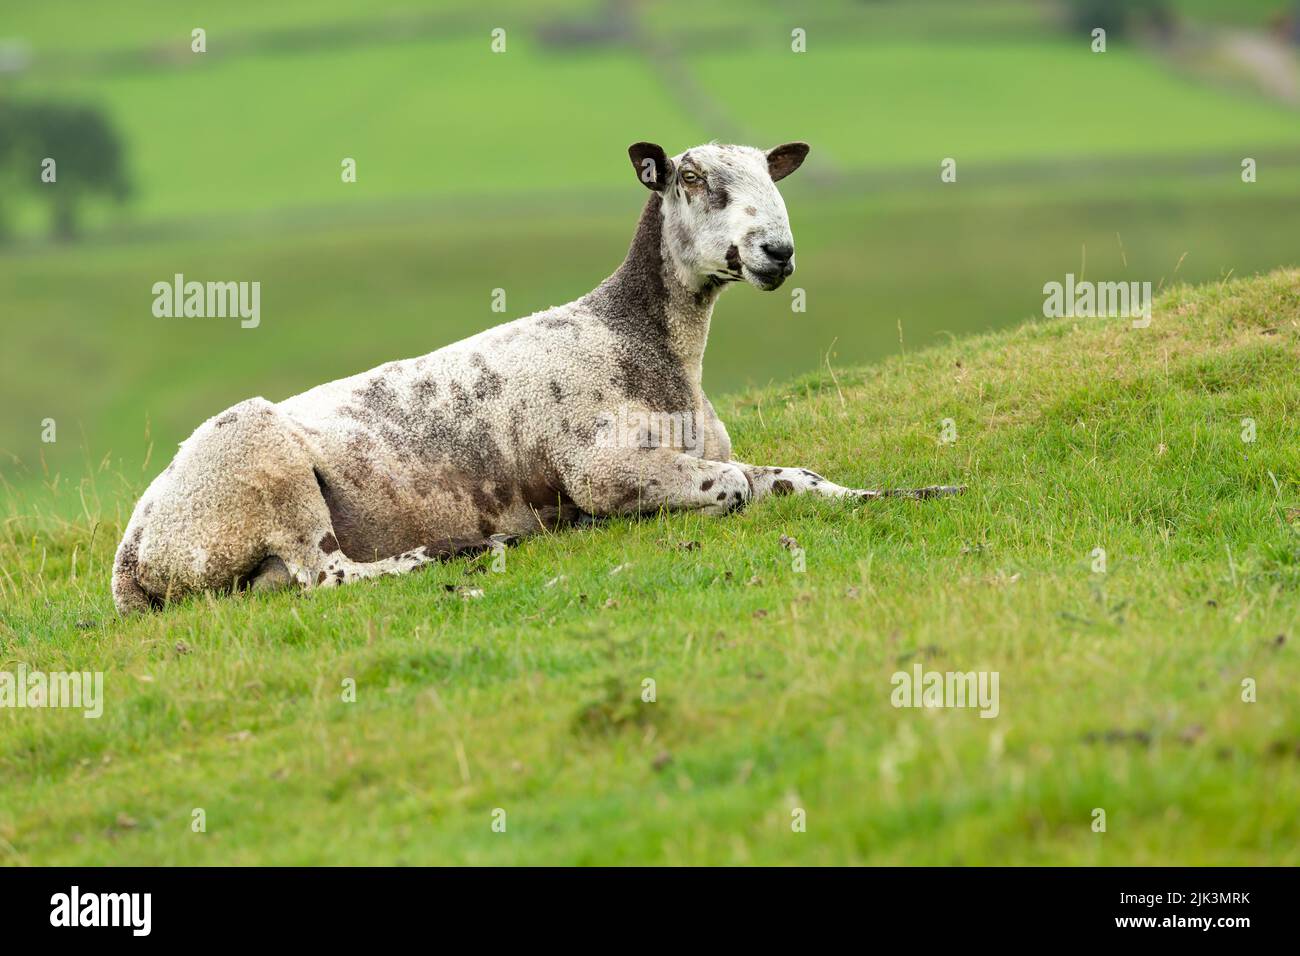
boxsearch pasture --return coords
[2,270,1298,864]
[1,0,1298,864]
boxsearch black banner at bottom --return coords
[0,867,1292,942]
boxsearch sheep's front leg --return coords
[577,448,752,517]
[735,464,964,504]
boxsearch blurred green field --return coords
[5,183,1300,513]
[0,0,591,55]
[2,0,1298,497]
[8,11,1300,222]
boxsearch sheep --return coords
[112,140,962,615]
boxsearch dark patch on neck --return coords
[695,274,728,307]
[579,193,696,411]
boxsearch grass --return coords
[1,268,1297,865]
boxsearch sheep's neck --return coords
[585,192,722,388]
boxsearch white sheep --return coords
[112,141,961,614]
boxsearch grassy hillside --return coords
[1,268,1297,865]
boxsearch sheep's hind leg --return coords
[249,452,520,594]
[274,535,511,591]
[243,546,435,594]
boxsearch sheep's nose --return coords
[762,241,794,263]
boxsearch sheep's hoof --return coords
[852,484,966,501]
[911,484,966,499]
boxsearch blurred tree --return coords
[0,100,21,240]
[0,100,130,241]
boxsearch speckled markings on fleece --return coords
[111,141,961,614]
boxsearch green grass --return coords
[1,269,1297,865]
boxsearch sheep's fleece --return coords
[112,141,961,614]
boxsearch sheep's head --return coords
[627,141,809,292]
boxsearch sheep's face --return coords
[628,142,809,292]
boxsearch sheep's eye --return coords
[680,170,700,184]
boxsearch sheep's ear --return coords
[767,142,810,182]
[628,142,673,191]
